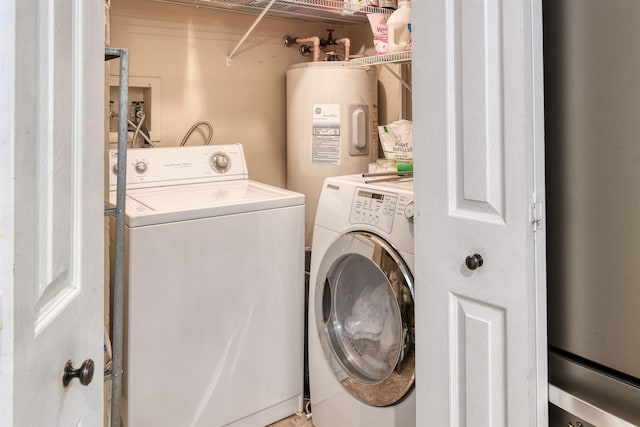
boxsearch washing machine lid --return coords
[111,180,304,227]
[314,231,415,407]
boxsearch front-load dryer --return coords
[308,174,416,427]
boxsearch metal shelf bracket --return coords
[226,0,277,66]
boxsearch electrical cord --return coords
[304,399,312,419]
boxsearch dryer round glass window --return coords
[314,231,415,407]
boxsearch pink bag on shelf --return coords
[367,13,389,54]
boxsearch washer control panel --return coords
[349,186,415,233]
[109,144,248,190]
[350,187,398,233]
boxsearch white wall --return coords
[109,0,394,187]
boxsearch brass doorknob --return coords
[465,254,484,270]
[62,359,95,387]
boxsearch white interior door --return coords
[0,1,104,425]
[413,0,547,426]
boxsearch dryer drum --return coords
[314,231,415,407]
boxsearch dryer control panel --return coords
[350,187,399,233]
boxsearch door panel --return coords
[7,0,104,425]
[413,0,547,425]
[451,296,506,426]
[457,0,504,220]
[35,0,74,309]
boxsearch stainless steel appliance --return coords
[544,1,640,425]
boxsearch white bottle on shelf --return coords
[379,0,397,9]
[387,0,411,53]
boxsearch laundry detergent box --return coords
[378,119,413,171]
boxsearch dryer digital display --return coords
[350,187,398,233]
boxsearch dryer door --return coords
[314,231,415,407]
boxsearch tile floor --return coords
[268,412,314,427]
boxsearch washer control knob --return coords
[134,161,148,174]
[404,201,415,223]
[210,152,230,173]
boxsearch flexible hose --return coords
[129,113,155,147]
[127,119,153,147]
[180,121,213,146]
[131,112,144,147]
[109,109,154,147]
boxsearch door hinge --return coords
[530,200,544,231]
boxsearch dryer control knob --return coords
[134,161,148,174]
[210,153,230,173]
[404,201,415,223]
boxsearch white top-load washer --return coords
[108,144,305,427]
[308,174,416,427]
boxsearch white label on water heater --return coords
[311,104,341,165]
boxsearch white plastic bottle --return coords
[379,0,397,9]
[387,0,411,53]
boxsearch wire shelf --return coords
[153,0,391,23]
[348,50,412,67]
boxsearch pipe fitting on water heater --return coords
[283,30,351,62]
[295,36,321,62]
